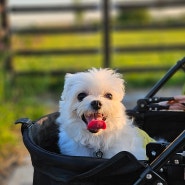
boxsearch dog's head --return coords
[58,68,127,145]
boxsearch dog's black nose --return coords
[91,100,102,110]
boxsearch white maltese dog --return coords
[57,68,154,160]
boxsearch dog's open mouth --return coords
[82,113,106,133]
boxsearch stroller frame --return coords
[130,57,185,184]
[134,130,185,185]
[142,57,185,99]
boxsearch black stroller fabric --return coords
[22,119,146,185]
[19,112,185,185]
[130,110,185,142]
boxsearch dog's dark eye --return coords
[104,93,112,100]
[77,92,87,101]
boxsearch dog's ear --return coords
[65,73,74,79]
[110,69,125,99]
[64,73,74,87]
[61,73,74,100]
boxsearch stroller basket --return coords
[16,114,185,185]
[20,120,146,185]
[15,57,185,185]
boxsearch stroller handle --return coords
[133,57,185,111]
[145,57,185,99]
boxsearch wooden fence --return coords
[1,0,185,76]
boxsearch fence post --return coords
[102,0,111,68]
[1,0,12,72]
[1,0,13,99]
[0,0,6,48]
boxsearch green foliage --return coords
[183,84,185,94]
[0,99,47,159]
[73,0,84,25]
[0,52,51,162]
[117,8,150,25]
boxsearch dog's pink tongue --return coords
[87,120,106,132]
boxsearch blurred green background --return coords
[0,0,185,178]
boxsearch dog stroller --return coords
[15,58,185,185]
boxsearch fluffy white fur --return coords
[57,68,147,160]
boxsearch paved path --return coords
[7,156,33,185]
[7,87,182,185]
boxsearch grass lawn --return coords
[12,29,185,72]
[11,28,185,88]
[0,54,51,177]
